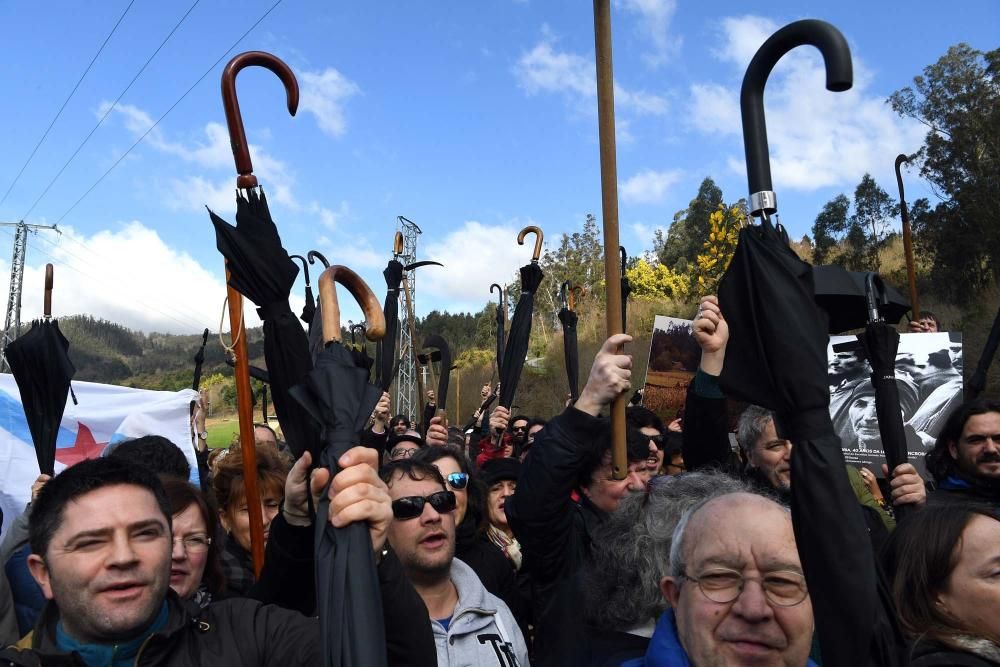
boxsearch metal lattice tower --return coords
[395,216,422,421]
[0,220,60,372]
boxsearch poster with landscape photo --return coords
[641,316,700,423]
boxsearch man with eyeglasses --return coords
[388,430,426,461]
[380,459,529,666]
[625,492,816,667]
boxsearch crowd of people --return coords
[0,294,996,666]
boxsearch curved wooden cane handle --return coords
[517,225,544,262]
[570,284,586,311]
[393,231,404,256]
[221,51,299,190]
[318,266,387,344]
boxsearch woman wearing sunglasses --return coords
[412,447,525,613]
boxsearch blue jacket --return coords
[621,609,819,667]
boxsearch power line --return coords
[22,0,202,220]
[52,0,285,227]
[0,0,137,207]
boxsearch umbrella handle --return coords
[517,225,544,262]
[43,263,53,319]
[394,231,404,257]
[740,20,852,217]
[307,250,330,268]
[221,51,299,190]
[289,254,311,286]
[318,266,387,344]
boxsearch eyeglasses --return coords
[511,426,527,433]
[680,568,808,607]
[390,447,419,460]
[173,533,212,554]
[445,472,469,490]
[391,490,457,520]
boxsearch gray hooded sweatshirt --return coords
[430,558,529,666]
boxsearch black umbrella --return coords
[289,255,316,324]
[375,233,404,393]
[208,52,319,462]
[308,250,331,268]
[813,265,909,333]
[490,283,506,378]
[6,264,75,476]
[856,275,911,520]
[619,246,631,330]
[720,19,907,667]
[191,328,209,390]
[420,334,452,420]
[558,281,583,402]
[225,355,271,383]
[290,265,387,667]
[498,226,545,411]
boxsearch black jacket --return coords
[928,473,1000,509]
[506,406,608,666]
[910,638,1000,666]
[0,548,436,667]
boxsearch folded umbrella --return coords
[290,265,386,667]
[208,52,319,464]
[6,264,75,476]
[558,281,584,402]
[191,328,209,391]
[375,233,404,393]
[498,227,544,412]
[813,265,909,333]
[720,19,907,667]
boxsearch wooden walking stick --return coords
[593,0,627,480]
[895,154,920,320]
[219,52,298,575]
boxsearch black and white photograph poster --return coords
[828,331,963,479]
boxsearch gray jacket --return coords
[430,558,529,667]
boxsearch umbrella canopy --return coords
[498,227,545,409]
[813,265,909,333]
[191,328,209,390]
[289,255,316,324]
[490,283,506,378]
[722,19,907,667]
[558,282,583,402]
[210,188,319,461]
[290,265,386,667]
[6,265,75,476]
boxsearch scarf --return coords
[487,523,522,571]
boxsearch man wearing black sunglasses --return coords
[380,460,529,666]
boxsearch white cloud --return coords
[688,15,925,192]
[420,220,539,311]
[298,67,361,138]
[308,200,351,230]
[620,169,682,203]
[629,221,668,249]
[12,223,237,334]
[616,0,681,67]
[513,35,668,116]
[104,104,300,210]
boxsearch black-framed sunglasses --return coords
[391,490,457,520]
[445,472,469,490]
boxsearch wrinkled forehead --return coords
[685,494,800,571]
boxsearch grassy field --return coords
[205,418,239,450]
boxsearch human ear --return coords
[660,576,681,606]
[27,554,54,600]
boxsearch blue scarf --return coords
[56,601,168,667]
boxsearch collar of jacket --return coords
[431,558,502,638]
[29,590,198,657]
[941,473,1000,499]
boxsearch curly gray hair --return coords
[582,471,752,632]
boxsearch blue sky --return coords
[0,1,995,333]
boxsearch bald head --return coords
[663,493,813,667]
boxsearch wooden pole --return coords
[225,266,265,576]
[895,155,920,319]
[594,0,627,480]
